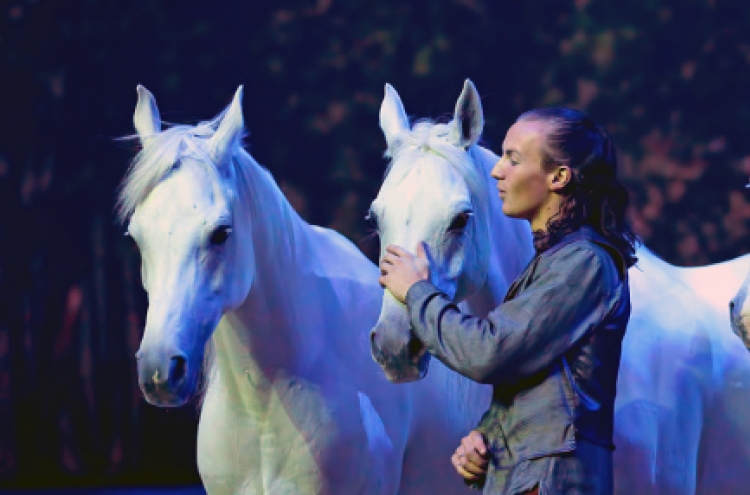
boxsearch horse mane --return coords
[117,108,266,225]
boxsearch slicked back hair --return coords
[517,107,639,267]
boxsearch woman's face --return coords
[491,120,560,230]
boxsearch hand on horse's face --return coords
[378,243,430,303]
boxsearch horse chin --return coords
[139,377,196,408]
[383,352,431,384]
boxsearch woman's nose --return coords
[490,159,504,179]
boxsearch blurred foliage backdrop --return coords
[2,0,750,489]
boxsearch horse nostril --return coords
[370,331,381,353]
[407,336,425,361]
[370,330,387,365]
[169,355,187,384]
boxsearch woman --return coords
[378,107,638,494]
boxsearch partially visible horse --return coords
[119,86,488,494]
[369,80,750,494]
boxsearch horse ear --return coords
[209,86,244,165]
[451,79,484,148]
[134,85,161,141]
[380,83,410,147]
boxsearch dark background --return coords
[2,0,750,490]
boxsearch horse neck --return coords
[210,152,328,395]
[464,146,535,317]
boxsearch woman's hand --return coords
[378,243,430,303]
[451,430,490,483]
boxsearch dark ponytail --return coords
[517,108,639,267]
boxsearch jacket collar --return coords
[544,226,628,280]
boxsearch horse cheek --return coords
[226,233,255,310]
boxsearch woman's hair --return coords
[516,107,639,268]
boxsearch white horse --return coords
[118,85,488,494]
[369,79,750,494]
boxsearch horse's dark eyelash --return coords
[447,211,472,232]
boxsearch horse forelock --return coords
[116,108,255,224]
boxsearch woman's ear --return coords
[549,166,572,192]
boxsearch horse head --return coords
[120,86,255,406]
[369,80,494,383]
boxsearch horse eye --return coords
[448,212,472,232]
[210,225,232,246]
[366,209,379,229]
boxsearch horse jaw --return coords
[371,292,431,383]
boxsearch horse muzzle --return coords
[370,326,431,383]
[136,349,194,407]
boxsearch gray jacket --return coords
[405,227,630,494]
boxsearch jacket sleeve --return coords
[405,243,618,385]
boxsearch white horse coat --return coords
[120,86,486,494]
[370,80,750,494]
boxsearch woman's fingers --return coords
[380,251,402,267]
[385,245,411,257]
[462,455,488,475]
[451,450,486,481]
[456,463,480,481]
[456,431,488,478]
[467,430,488,456]
[451,452,481,481]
